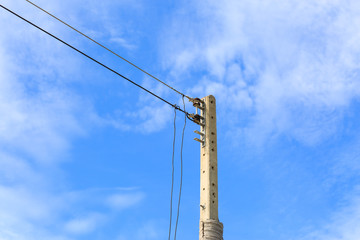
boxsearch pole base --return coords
[199,219,224,240]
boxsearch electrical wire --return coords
[2,6,192,237]
[174,96,186,240]
[168,107,177,240]
[0,4,194,117]
[24,0,192,102]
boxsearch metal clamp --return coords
[190,98,206,147]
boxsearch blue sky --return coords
[1,0,360,239]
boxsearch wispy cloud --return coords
[161,0,360,145]
[0,6,83,239]
[159,1,360,239]
[110,37,137,50]
[0,1,147,239]
[107,192,145,210]
[298,189,360,240]
[64,213,105,235]
[116,221,164,240]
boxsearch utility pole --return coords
[192,95,224,240]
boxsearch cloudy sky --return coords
[1,0,360,239]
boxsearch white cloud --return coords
[107,192,145,210]
[0,1,168,239]
[64,213,104,235]
[298,189,360,240]
[0,183,71,240]
[162,0,360,145]
[116,221,163,240]
[110,37,137,50]
[106,75,177,133]
[104,103,173,133]
[135,222,161,240]
[0,1,130,239]
[160,2,360,238]
[294,138,360,240]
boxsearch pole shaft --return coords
[199,95,223,239]
[200,95,219,220]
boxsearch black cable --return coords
[174,96,186,240]
[2,5,195,239]
[168,107,177,240]
[24,0,193,101]
[0,4,193,117]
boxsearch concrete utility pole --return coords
[192,95,224,240]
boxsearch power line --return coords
[174,95,186,240]
[169,96,186,240]
[0,4,193,117]
[2,4,191,238]
[168,107,177,240]
[24,0,192,102]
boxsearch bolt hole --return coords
[211,166,214,170]
[212,141,214,143]
[203,171,205,173]
[211,101,214,104]
[203,188,205,191]
[212,148,214,152]
[211,132,215,135]
[211,116,214,119]
[212,183,215,186]
[212,201,215,204]
[203,154,205,156]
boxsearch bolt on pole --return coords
[192,95,224,240]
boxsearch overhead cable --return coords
[24,0,192,101]
[168,107,177,240]
[174,95,186,240]
[0,4,193,117]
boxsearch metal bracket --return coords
[191,98,206,148]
